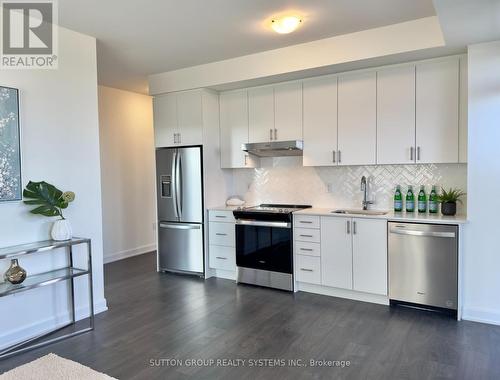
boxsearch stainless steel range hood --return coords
[241,140,303,157]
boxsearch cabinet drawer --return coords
[209,222,235,247]
[209,245,236,271]
[294,215,320,229]
[295,241,320,257]
[296,255,321,284]
[294,228,321,243]
[209,210,235,223]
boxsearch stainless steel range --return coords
[233,204,311,291]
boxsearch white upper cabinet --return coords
[459,56,468,163]
[377,65,416,164]
[274,81,302,141]
[320,216,353,290]
[416,58,459,164]
[303,75,338,166]
[248,86,274,143]
[352,218,387,295]
[153,93,177,148]
[177,90,203,146]
[338,71,377,166]
[220,90,256,169]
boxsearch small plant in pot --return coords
[437,187,465,216]
[23,181,76,241]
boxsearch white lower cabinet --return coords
[294,214,388,299]
[352,218,388,295]
[208,210,236,273]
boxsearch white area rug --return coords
[0,353,117,380]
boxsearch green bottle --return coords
[394,185,403,212]
[406,185,415,212]
[429,186,438,214]
[418,185,427,213]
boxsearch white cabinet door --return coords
[416,58,459,163]
[274,81,302,141]
[248,86,274,143]
[303,75,338,166]
[459,55,468,163]
[153,93,177,147]
[220,90,252,168]
[338,72,377,165]
[377,65,416,164]
[352,218,387,295]
[177,90,203,146]
[320,216,352,290]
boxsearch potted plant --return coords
[437,187,466,216]
[23,181,76,241]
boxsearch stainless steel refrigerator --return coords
[156,146,204,275]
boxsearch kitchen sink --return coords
[331,209,388,216]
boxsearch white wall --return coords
[231,158,467,213]
[462,40,500,325]
[0,27,106,349]
[98,86,156,263]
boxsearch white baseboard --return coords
[0,298,108,351]
[297,282,390,306]
[462,306,500,326]
[103,244,156,264]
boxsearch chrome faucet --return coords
[360,176,374,210]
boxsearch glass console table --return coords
[0,238,94,360]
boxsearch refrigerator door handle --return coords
[171,150,179,219]
[159,222,201,230]
[175,150,182,218]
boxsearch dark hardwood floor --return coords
[1,252,500,379]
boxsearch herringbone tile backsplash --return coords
[231,157,467,214]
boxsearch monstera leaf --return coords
[23,181,69,218]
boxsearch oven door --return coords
[235,220,292,274]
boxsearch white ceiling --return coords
[58,0,436,94]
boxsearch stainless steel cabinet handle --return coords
[215,215,227,218]
[300,268,314,272]
[159,223,201,230]
[215,233,227,236]
[346,220,350,234]
[178,133,181,144]
[353,221,357,235]
[244,155,248,166]
[299,221,313,224]
[270,129,273,140]
[410,146,414,161]
[215,256,227,260]
[300,248,313,252]
[300,234,313,238]
[417,146,421,161]
[333,150,336,163]
[338,150,342,163]
[274,128,277,140]
[390,228,456,238]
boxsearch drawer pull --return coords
[299,221,313,224]
[300,268,313,272]
[215,256,227,260]
[215,233,227,236]
[300,234,313,238]
[300,248,313,252]
[215,215,227,218]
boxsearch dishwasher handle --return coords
[390,227,456,238]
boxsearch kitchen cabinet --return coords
[153,90,203,147]
[352,218,387,295]
[153,93,178,147]
[219,90,256,169]
[320,216,353,289]
[208,210,236,273]
[248,86,274,143]
[377,65,416,164]
[459,56,468,163]
[303,75,338,166]
[274,81,302,141]
[416,58,459,163]
[338,71,377,165]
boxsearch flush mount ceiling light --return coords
[271,16,302,34]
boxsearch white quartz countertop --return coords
[208,205,245,211]
[293,208,467,225]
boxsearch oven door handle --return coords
[235,220,291,228]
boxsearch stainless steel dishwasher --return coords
[388,222,458,313]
